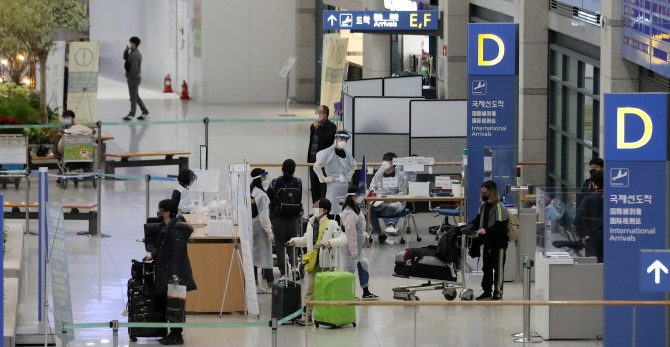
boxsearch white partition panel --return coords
[383,75,423,96]
[353,97,424,134]
[343,78,383,97]
[343,94,354,131]
[410,100,468,137]
[353,134,410,162]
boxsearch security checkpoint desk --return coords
[182,214,245,314]
[364,196,466,234]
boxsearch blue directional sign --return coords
[604,93,669,347]
[323,11,438,31]
[641,250,670,292]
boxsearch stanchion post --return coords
[203,117,209,170]
[61,322,67,347]
[145,174,151,220]
[514,254,542,343]
[111,320,119,347]
[413,305,418,347]
[271,318,278,347]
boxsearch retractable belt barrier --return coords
[59,309,303,347]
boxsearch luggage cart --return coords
[0,135,28,189]
[392,234,475,301]
[58,134,97,189]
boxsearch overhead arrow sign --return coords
[327,14,337,26]
[647,260,668,284]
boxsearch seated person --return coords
[368,152,408,244]
[53,110,94,159]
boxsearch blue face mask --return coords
[63,119,73,126]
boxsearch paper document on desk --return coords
[408,182,430,197]
[190,170,220,192]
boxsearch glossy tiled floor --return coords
[7,78,603,346]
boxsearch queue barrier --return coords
[304,300,670,346]
[59,309,303,347]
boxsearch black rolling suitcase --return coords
[271,247,302,322]
[127,259,167,342]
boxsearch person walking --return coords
[307,105,337,203]
[122,36,150,121]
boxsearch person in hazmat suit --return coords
[313,131,357,215]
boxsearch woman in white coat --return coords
[313,131,356,215]
[171,169,197,215]
[250,168,275,293]
[340,186,379,300]
[287,198,347,326]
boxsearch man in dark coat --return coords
[575,171,604,263]
[146,199,196,345]
[307,105,337,203]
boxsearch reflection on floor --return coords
[6,78,603,346]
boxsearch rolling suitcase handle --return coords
[284,245,300,283]
[315,244,340,272]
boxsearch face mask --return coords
[313,208,322,216]
[481,195,489,202]
[336,141,346,149]
[314,114,320,121]
[355,196,365,204]
[63,119,73,126]
[589,169,597,176]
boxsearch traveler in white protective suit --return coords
[249,168,276,294]
[312,131,357,215]
[368,152,408,244]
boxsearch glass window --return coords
[566,56,579,86]
[566,89,578,135]
[584,63,596,92]
[551,130,562,178]
[551,51,562,77]
[583,96,594,145]
[547,48,600,189]
[567,140,577,186]
[550,81,563,127]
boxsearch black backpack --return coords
[251,195,259,219]
[276,180,301,217]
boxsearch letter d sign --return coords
[478,34,505,66]
[617,107,653,149]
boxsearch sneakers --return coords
[385,224,399,237]
[362,292,380,301]
[296,316,313,326]
[378,234,387,244]
[491,296,502,301]
[159,334,184,345]
[122,115,134,121]
[137,112,150,121]
[475,292,493,301]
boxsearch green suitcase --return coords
[313,250,356,328]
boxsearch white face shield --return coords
[334,133,351,149]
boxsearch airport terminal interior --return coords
[2,0,670,346]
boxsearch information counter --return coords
[183,214,245,314]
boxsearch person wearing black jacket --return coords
[576,157,603,207]
[307,105,337,203]
[574,171,604,263]
[145,199,196,345]
[267,159,303,279]
[469,181,510,301]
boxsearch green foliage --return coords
[0,0,88,122]
[0,82,40,126]
[24,128,59,145]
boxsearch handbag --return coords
[166,280,187,323]
[302,220,327,273]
